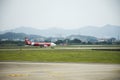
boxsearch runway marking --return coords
[8,73,29,77]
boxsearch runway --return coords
[0,46,120,51]
[0,62,120,80]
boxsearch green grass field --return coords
[0,49,120,64]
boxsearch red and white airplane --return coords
[25,37,56,48]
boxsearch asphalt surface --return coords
[0,46,120,51]
[0,62,120,80]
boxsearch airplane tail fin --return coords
[25,37,31,45]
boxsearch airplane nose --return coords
[51,43,56,46]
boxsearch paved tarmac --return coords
[0,46,120,51]
[0,62,120,80]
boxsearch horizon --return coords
[0,24,120,39]
[0,0,120,31]
[0,24,120,31]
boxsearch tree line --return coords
[0,38,120,47]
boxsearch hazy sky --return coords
[0,0,120,31]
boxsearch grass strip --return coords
[0,49,120,64]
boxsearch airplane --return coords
[25,37,56,48]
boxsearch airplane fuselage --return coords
[25,38,56,48]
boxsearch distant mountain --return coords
[3,27,42,35]
[0,24,120,38]
[0,32,98,42]
[0,32,44,41]
[77,24,120,38]
[0,32,26,40]
[67,35,98,42]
